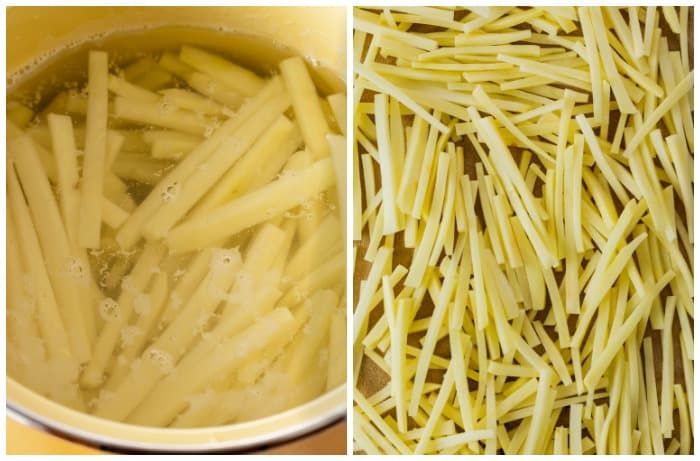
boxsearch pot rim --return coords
[7,378,346,452]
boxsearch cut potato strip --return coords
[354,6,693,455]
[280,56,332,159]
[179,45,263,96]
[79,51,109,248]
[166,158,335,251]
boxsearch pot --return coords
[6,5,346,453]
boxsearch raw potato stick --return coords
[158,52,245,109]
[81,243,167,388]
[128,307,298,426]
[108,75,159,102]
[8,164,74,363]
[179,45,264,97]
[166,158,336,251]
[192,123,301,215]
[92,248,243,420]
[284,290,338,405]
[9,136,92,363]
[106,271,169,388]
[284,214,342,285]
[280,56,332,159]
[327,133,348,237]
[115,76,286,249]
[138,225,289,421]
[159,88,225,115]
[326,308,347,391]
[79,50,109,248]
[157,249,212,330]
[328,92,348,136]
[143,110,293,239]
[47,114,81,246]
[112,97,217,136]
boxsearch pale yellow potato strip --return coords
[112,97,216,136]
[622,71,693,158]
[280,56,332,159]
[159,88,224,115]
[522,370,554,454]
[9,135,92,363]
[357,65,448,132]
[47,113,81,246]
[195,132,300,217]
[80,243,166,388]
[279,250,345,307]
[101,197,130,229]
[569,403,583,454]
[584,7,636,114]
[78,50,109,248]
[129,307,296,426]
[328,93,347,136]
[326,308,347,391]
[143,109,292,239]
[584,271,674,391]
[660,296,676,438]
[8,164,73,362]
[159,52,244,109]
[405,153,450,287]
[374,93,401,234]
[94,248,242,420]
[179,45,263,96]
[108,74,159,102]
[115,77,285,248]
[106,271,169,388]
[166,158,334,252]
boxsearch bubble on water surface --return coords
[99,298,121,321]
